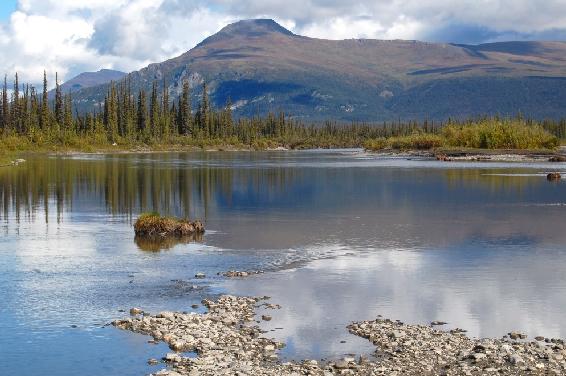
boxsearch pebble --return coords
[10,159,26,166]
[112,295,566,375]
[130,307,143,316]
[431,321,448,326]
[509,332,527,340]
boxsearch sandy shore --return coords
[113,295,566,375]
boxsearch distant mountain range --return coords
[70,19,566,121]
[60,69,126,94]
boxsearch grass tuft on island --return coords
[364,119,560,152]
[134,212,205,238]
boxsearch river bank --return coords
[114,295,566,375]
[2,145,566,168]
[367,147,566,163]
[0,144,295,168]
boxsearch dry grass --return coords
[364,133,444,151]
[364,119,559,152]
[134,213,205,238]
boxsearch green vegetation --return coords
[442,119,559,149]
[364,119,560,151]
[365,133,444,151]
[134,212,204,238]
[0,72,394,158]
[0,72,565,160]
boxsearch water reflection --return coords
[227,243,566,360]
[0,153,308,223]
[1,152,563,226]
[134,234,204,252]
[1,150,566,372]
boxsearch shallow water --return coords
[1,150,565,374]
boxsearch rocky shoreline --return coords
[0,158,26,167]
[369,147,566,163]
[113,295,566,375]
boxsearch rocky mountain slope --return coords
[72,19,566,121]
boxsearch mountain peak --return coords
[221,19,294,36]
[57,69,126,95]
[198,19,294,47]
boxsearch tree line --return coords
[0,72,565,150]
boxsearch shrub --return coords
[442,119,559,150]
[363,138,388,151]
[364,133,443,151]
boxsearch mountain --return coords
[72,19,566,121]
[61,69,126,94]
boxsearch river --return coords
[1,150,565,375]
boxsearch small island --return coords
[134,213,205,238]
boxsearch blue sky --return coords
[0,0,16,21]
[2,0,566,85]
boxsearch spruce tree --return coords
[21,84,29,134]
[136,89,147,138]
[29,85,39,136]
[107,82,118,142]
[199,82,210,136]
[64,93,73,133]
[150,81,159,139]
[41,71,49,130]
[2,76,9,131]
[224,98,233,138]
[162,79,170,139]
[12,73,20,133]
[178,80,191,135]
[55,73,64,126]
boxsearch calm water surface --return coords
[1,150,565,375]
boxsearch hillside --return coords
[72,19,566,121]
[60,69,126,94]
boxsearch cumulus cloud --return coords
[0,0,230,86]
[2,0,566,86]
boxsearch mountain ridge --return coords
[71,19,566,121]
[60,69,126,94]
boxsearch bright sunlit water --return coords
[1,150,565,374]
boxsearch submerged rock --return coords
[547,172,561,181]
[436,154,452,162]
[10,159,26,166]
[431,320,448,326]
[508,331,527,340]
[130,307,143,316]
[222,270,264,278]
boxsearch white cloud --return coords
[1,0,566,86]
